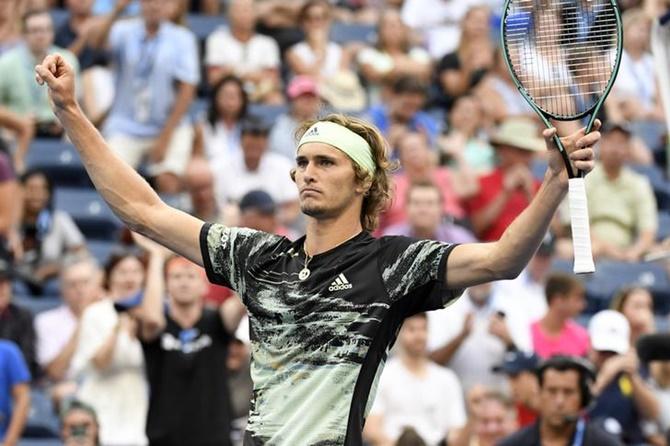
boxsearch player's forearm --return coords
[54,104,164,233]
[4,385,29,446]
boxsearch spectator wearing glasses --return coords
[60,400,100,446]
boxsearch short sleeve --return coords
[261,38,280,69]
[108,20,129,56]
[54,211,85,249]
[172,30,200,85]
[378,236,463,312]
[204,29,226,66]
[3,342,31,386]
[199,223,284,294]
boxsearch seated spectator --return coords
[15,169,86,294]
[588,310,660,444]
[183,157,224,223]
[464,117,543,242]
[269,76,323,161]
[212,116,299,226]
[0,9,80,138]
[35,257,101,402]
[492,351,540,428]
[0,143,19,259]
[238,189,297,239]
[381,131,476,228]
[96,0,200,194]
[611,286,656,346]
[0,339,30,446]
[436,6,494,111]
[530,273,589,359]
[586,124,658,262]
[227,337,253,437]
[356,8,431,105]
[0,259,38,379]
[451,391,518,446]
[367,76,439,150]
[382,181,476,244]
[0,0,21,55]
[364,313,466,446]
[60,400,100,446]
[428,283,513,392]
[205,0,282,104]
[499,356,623,446]
[607,8,665,124]
[285,0,349,81]
[0,106,35,174]
[438,94,495,174]
[198,75,247,163]
[71,250,148,446]
[649,359,670,437]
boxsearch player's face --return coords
[294,143,364,222]
[539,369,582,427]
[166,262,207,306]
[398,315,428,357]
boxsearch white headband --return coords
[297,121,376,175]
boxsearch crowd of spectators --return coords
[0,0,669,445]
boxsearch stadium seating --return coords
[13,295,61,314]
[331,22,376,44]
[187,13,226,41]
[631,164,670,210]
[53,188,122,241]
[22,388,60,439]
[25,139,91,188]
[658,210,670,241]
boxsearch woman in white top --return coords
[285,0,349,80]
[72,250,149,446]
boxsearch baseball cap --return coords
[588,310,630,354]
[287,76,318,100]
[492,351,540,375]
[239,190,276,215]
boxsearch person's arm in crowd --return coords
[0,106,34,174]
[362,414,394,446]
[219,294,246,334]
[90,314,132,370]
[44,325,80,381]
[148,81,196,165]
[132,233,169,341]
[206,64,234,88]
[35,54,205,265]
[86,0,133,50]
[429,313,473,365]
[446,124,598,289]
[2,382,30,446]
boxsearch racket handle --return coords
[568,178,595,274]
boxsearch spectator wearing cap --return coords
[212,116,299,227]
[239,189,297,240]
[588,310,660,444]
[60,400,100,446]
[0,339,30,446]
[529,273,589,359]
[205,0,282,104]
[0,259,38,379]
[586,124,658,262]
[492,351,540,428]
[269,76,323,161]
[464,117,543,242]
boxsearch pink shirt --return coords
[530,320,590,359]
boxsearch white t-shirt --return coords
[35,305,77,377]
[202,120,242,161]
[613,50,657,110]
[40,210,85,262]
[369,358,466,446]
[288,41,343,78]
[205,28,280,75]
[71,299,148,446]
[427,292,508,392]
[212,151,298,205]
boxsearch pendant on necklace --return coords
[299,267,311,281]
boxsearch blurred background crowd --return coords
[0,0,670,445]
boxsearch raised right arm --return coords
[35,54,205,265]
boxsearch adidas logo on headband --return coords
[305,126,319,137]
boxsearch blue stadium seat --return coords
[50,8,68,30]
[248,104,288,124]
[18,439,62,446]
[54,188,122,241]
[658,211,670,241]
[23,388,60,439]
[87,239,118,266]
[187,14,226,41]
[25,139,91,188]
[331,22,376,44]
[12,295,61,315]
[630,164,670,210]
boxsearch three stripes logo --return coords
[329,273,353,292]
[305,126,319,137]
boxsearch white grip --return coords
[568,178,595,274]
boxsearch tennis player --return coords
[35,54,598,445]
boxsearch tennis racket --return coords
[501,0,623,274]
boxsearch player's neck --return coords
[304,215,363,256]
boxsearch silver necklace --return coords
[299,246,313,281]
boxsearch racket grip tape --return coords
[568,178,595,274]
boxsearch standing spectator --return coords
[364,313,467,446]
[492,351,540,428]
[285,0,349,81]
[268,76,323,161]
[428,283,514,392]
[0,339,30,446]
[97,0,200,194]
[16,169,86,294]
[450,391,518,446]
[588,310,660,444]
[530,273,589,359]
[367,76,440,150]
[0,9,79,138]
[586,124,658,262]
[0,259,38,378]
[0,0,21,55]
[499,356,623,446]
[71,251,148,446]
[205,0,282,104]
[464,117,543,242]
[60,400,100,446]
[610,286,656,346]
[382,181,476,244]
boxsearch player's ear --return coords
[289,169,296,183]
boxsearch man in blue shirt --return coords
[96,0,200,194]
[0,339,30,446]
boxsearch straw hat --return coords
[319,71,367,113]
[490,117,546,152]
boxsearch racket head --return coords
[501,0,623,122]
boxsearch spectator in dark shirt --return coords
[492,350,540,428]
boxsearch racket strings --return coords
[504,0,619,119]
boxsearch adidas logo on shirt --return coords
[305,126,319,137]
[329,273,353,291]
